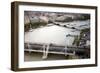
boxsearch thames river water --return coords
[25,20,90,46]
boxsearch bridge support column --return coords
[42,44,50,59]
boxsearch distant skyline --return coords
[24,11,90,24]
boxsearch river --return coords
[25,20,90,46]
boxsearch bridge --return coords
[24,43,89,59]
